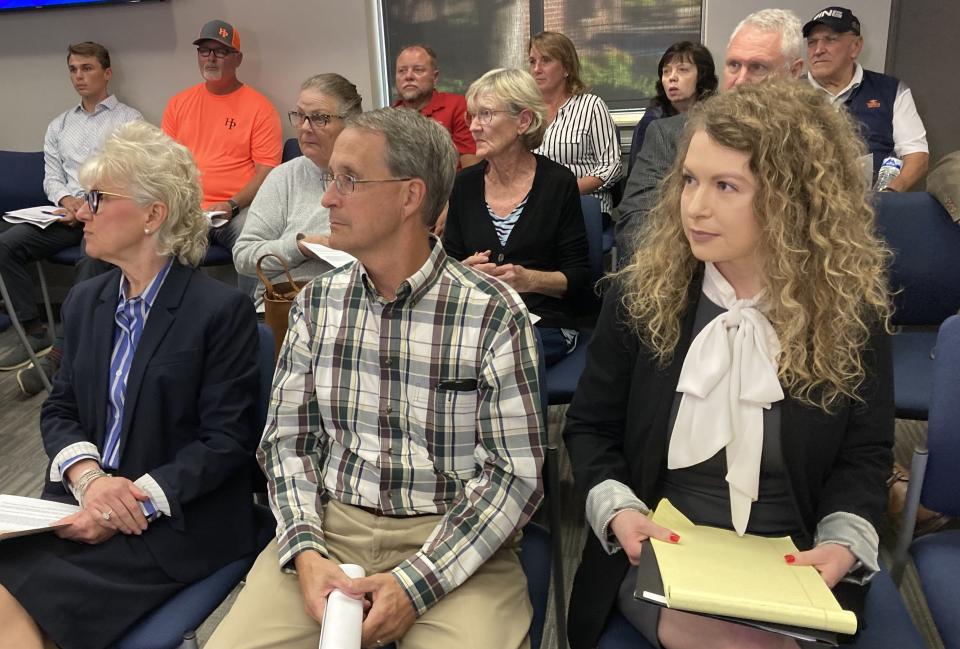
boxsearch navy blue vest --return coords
[845,69,900,174]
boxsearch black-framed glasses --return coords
[83,190,134,214]
[464,109,512,125]
[287,111,342,129]
[319,172,412,195]
[196,46,234,59]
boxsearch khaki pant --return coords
[207,500,532,649]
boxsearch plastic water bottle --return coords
[874,156,903,191]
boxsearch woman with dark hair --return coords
[566,80,893,648]
[629,41,718,172]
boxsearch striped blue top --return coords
[101,259,174,472]
[487,195,528,246]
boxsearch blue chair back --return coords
[875,192,960,325]
[519,522,551,649]
[49,245,83,266]
[923,314,960,515]
[256,323,277,431]
[201,243,233,267]
[0,150,47,214]
[282,138,302,163]
[580,195,604,283]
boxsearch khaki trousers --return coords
[207,500,532,649]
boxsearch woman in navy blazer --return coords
[565,81,895,648]
[0,122,261,649]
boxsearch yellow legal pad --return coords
[649,499,858,635]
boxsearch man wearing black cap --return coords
[804,6,928,192]
[161,19,282,253]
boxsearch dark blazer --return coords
[41,261,262,583]
[564,269,894,649]
[615,113,687,256]
[443,154,589,329]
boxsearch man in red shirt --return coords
[393,45,479,170]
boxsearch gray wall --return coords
[887,0,960,167]
[0,0,377,151]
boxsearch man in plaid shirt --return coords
[208,108,545,649]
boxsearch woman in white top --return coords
[529,31,622,214]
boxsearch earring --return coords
[144,229,152,235]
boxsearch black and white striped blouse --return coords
[535,93,622,213]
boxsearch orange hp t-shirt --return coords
[161,83,282,205]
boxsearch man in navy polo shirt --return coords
[804,6,928,191]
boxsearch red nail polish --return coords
[670,533,680,543]
[784,554,796,564]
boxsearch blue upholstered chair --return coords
[282,137,302,163]
[112,324,277,649]
[541,196,603,406]
[201,243,233,267]
[891,314,960,648]
[596,569,922,649]
[875,191,960,420]
[0,150,57,383]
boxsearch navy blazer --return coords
[41,261,261,583]
[564,268,894,649]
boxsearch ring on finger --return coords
[101,510,113,522]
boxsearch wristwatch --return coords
[227,198,241,217]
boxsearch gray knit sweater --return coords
[234,155,333,303]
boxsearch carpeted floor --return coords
[0,325,944,648]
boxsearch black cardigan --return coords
[563,269,894,649]
[443,154,589,329]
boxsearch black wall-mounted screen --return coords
[0,0,163,12]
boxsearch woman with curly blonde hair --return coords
[564,79,894,649]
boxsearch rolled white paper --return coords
[318,563,366,649]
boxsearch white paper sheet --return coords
[0,494,79,539]
[204,210,229,228]
[3,206,64,229]
[299,241,357,268]
[318,563,366,649]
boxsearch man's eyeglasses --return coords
[288,111,342,129]
[83,190,134,214]
[320,172,412,196]
[464,109,512,125]
[197,46,234,59]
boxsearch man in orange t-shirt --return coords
[161,19,281,252]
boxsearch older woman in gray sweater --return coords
[234,74,362,303]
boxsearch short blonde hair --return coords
[621,79,891,410]
[79,121,208,266]
[466,68,547,151]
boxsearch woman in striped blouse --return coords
[529,31,622,214]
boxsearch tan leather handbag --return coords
[256,254,303,360]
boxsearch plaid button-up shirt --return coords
[259,241,545,614]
